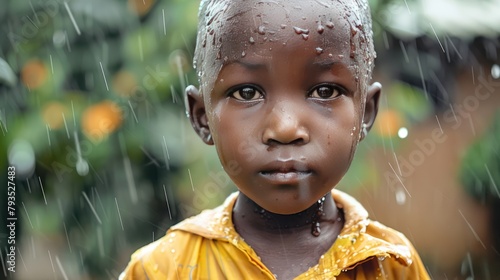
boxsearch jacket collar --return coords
[170,190,413,273]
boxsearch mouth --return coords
[259,160,312,184]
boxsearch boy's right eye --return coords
[229,86,264,101]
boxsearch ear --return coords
[185,85,214,145]
[360,82,382,141]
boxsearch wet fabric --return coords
[120,190,430,279]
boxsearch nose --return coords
[262,104,310,145]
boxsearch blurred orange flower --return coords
[42,102,67,130]
[128,0,155,16]
[21,59,48,89]
[81,101,123,141]
[112,70,138,98]
[374,109,404,138]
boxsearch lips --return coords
[259,160,312,184]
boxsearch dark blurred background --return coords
[0,0,499,279]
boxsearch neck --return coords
[232,192,343,236]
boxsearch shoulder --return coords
[120,193,239,279]
[120,229,208,279]
[331,189,429,278]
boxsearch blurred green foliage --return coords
[460,112,500,202]
[0,0,221,278]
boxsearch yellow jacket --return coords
[121,190,430,279]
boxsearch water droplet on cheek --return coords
[280,24,287,29]
[316,47,323,55]
[241,51,246,57]
[249,37,255,44]
[302,34,309,40]
[326,22,334,29]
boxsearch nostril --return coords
[265,137,305,146]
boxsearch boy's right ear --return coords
[185,85,214,145]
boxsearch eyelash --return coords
[228,85,264,101]
[308,84,345,100]
[227,84,345,101]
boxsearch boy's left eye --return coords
[309,85,342,99]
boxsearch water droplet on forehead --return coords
[280,24,287,29]
[241,51,246,57]
[317,24,325,34]
[326,22,334,29]
[302,34,309,40]
[293,26,309,35]
[249,37,255,44]
[258,25,266,35]
[316,47,323,55]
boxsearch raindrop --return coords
[326,22,334,29]
[52,30,66,47]
[492,64,500,79]
[257,25,266,35]
[249,37,255,44]
[76,158,89,176]
[280,24,287,29]
[293,26,309,35]
[315,47,323,55]
[8,139,35,178]
[302,34,309,40]
[241,51,246,57]
[395,188,406,205]
[338,54,344,59]
[398,127,408,139]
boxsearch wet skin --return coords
[187,0,381,278]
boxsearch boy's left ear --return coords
[360,82,382,141]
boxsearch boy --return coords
[121,0,430,279]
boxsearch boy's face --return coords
[188,0,380,214]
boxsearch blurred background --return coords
[0,0,499,279]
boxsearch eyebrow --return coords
[312,60,342,70]
[229,60,267,70]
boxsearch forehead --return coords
[205,1,359,55]
[197,0,369,92]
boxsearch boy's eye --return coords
[310,85,342,99]
[230,86,263,101]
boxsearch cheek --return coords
[209,103,254,165]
